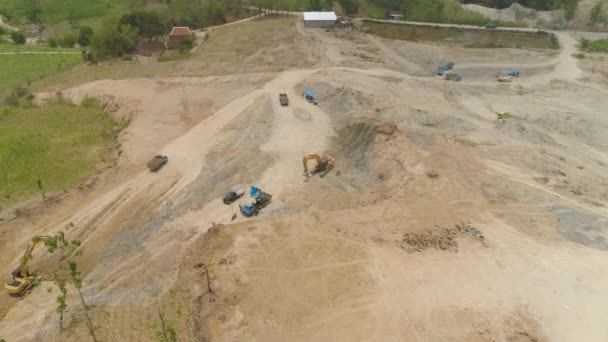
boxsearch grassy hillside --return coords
[0,101,120,209]
[0,52,81,98]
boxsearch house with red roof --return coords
[167,26,192,50]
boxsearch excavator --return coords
[303,154,335,177]
[4,236,49,295]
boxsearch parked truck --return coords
[147,155,168,172]
[279,93,289,106]
[240,186,272,217]
[445,73,463,81]
[223,185,245,204]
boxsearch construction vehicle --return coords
[279,93,289,106]
[445,73,463,81]
[223,185,245,205]
[5,236,49,295]
[497,112,512,120]
[442,62,455,70]
[436,62,455,76]
[497,75,513,82]
[304,91,317,105]
[147,155,168,172]
[507,69,520,77]
[303,154,335,177]
[240,186,272,217]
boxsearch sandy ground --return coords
[1,18,608,342]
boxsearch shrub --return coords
[11,31,26,45]
[48,38,58,48]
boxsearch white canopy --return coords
[303,12,337,21]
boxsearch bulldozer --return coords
[303,154,335,177]
[4,236,49,295]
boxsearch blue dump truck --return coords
[240,186,272,217]
[436,62,455,76]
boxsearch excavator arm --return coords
[6,235,51,295]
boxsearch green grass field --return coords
[0,101,120,209]
[0,0,140,35]
[0,53,81,97]
[580,38,608,53]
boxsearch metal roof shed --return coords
[303,12,337,28]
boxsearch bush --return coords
[4,86,30,106]
[48,38,58,48]
[550,33,559,50]
[571,52,586,59]
[11,31,26,45]
[77,26,94,46]
[178,35,194,53]
[0,26,5,35]
[58,34,76,48]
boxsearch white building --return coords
[303,12,337,28]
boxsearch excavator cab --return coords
[5,266,32,295]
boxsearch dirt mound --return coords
[400,223,487,253]
[462,3,562,27]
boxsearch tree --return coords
[202,0,226,25]
[56,280,68,332]
[89,19,137,60]
[309,0,322,10]
[11,31,26,45]
[69,261,97,342]
[119,10,167,40]
[590,2,605,24]
[78,26,94,46]
[339,0,359,15]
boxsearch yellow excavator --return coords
[4,236,49,295]
[303,154,335,177]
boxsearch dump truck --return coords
[442,62,455,70]
[304,91,317,105]
[223,185,245,205]
[445,73,462,81]
[147,155,168,172]
[279,93,289,106]
[240,186,272,217]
